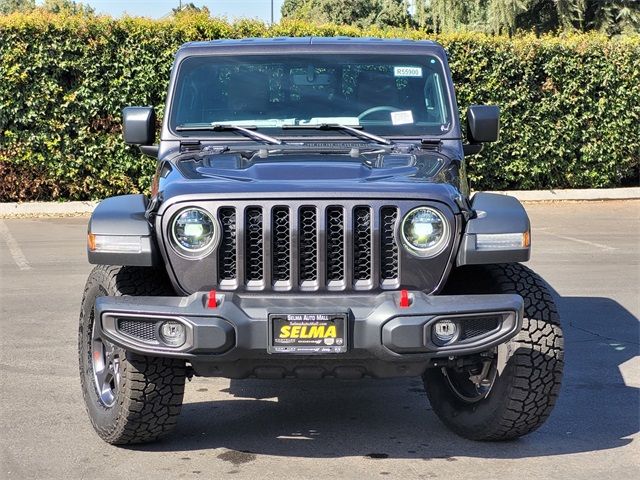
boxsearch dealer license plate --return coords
[268,313,347,354]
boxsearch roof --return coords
[177,36,445,58]
[181,36,438,48]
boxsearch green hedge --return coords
[1,12,638,201]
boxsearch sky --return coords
[37,1,286,22]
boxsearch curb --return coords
[0,201,98,217]
[484,187,639,202]
[0,188,638,217]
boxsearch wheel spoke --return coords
[112,358,121,389]
[105,346,114,364]
[94,364,108,391]
[90,317,120,407]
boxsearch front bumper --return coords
[95,291,523,378]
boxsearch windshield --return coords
[169,54,453,138]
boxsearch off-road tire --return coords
[78,265,186,445]
[423,263,564,441]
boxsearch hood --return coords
[157,152,463,213]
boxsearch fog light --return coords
[433,319,457,344]
[159,321,186,347]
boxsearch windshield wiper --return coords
[282,124,394,146]
[175,124,283,145]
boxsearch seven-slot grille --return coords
[215,204,400,291]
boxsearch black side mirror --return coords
[122,106,156,146]
[463,105,500,156]
[467,105,500,143]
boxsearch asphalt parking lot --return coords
[1,200,638,480]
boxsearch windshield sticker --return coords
[391,110,414,125]
[393,66,423,77]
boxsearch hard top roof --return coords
[177,36,445,57]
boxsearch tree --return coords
[426,0,489,33]
[281,0,413,28]
[586,0,640,35]
[532,0,640,35]
[40,0,95,16]
[487,0,529,34]
[172,2,210,16]
[281,0,310,18]
[424,0,639,35]
[0,0,35,14]
[375,0,414,27]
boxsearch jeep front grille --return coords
[214,202,401,291]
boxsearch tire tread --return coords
[484,264,563,440]
[78,265,186,445]
[424,263,564,441]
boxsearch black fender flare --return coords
[456,193,531,266]
[87,194,159,266]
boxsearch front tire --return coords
[423,263,564,441]
[78,265,186,445]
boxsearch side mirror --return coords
[467,105,500,143]
[122,106,156,146]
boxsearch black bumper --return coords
[95,291,523,379]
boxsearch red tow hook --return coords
[207,289,218,309]
[399,289,411,308]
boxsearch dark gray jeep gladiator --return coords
[79,37,564,445]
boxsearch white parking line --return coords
[0,220,32,270]
[539,231,616,251]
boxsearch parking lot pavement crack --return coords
[568,324,640,346]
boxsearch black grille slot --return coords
[326,207,345,282]
[117,319,156,343]
[460,316,500,340]
[380,207,399,280]
[245,207,263,281]
[218,207,237,281]
[353,207,372,281]
[299,207,318,282]
[272,207,290,282]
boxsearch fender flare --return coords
[456,193,531,266]
[87,194,159,266]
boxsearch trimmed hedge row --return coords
[0,13,638,201]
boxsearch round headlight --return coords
[171,208,217,257]
[401,207,449,257]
